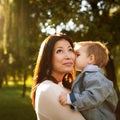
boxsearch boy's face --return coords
[75,45,91,71]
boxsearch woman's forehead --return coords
[54,39,71,48]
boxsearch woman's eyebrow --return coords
[55,46,63,49]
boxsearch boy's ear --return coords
[88,54,95,64]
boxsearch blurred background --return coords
[0,0,120,120]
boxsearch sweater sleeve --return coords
[35,80,85,120]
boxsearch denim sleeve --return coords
[71,72,117,111]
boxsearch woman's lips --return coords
[63,62,74,66]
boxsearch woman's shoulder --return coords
[40,80,54,85]
[38,80,59,88]
[36,80,64,96]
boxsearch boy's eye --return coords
[76,53,80,57]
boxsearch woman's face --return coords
[52,39,75,79]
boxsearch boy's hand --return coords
[59,92,67,105]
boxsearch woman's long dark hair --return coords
[31,33,74,108]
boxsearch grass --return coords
[0,83,37,120]
[0,73,119,120]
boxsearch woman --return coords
[31,34,85,120]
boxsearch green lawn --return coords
[0,73,119,120]
[0,85,37,120]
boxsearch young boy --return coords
[59,41,118,120]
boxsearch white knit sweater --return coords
[35,80,85,120]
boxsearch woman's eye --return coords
[69,48,74,52]
[56,49,63,53]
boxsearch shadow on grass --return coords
[0,85,37,120]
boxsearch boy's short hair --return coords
[77,41,109,68]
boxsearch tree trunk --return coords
[22,73,27,97]
[0,78,3,88]
[105,56,120,120]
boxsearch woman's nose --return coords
[64,52,70,58]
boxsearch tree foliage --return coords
[0,0,120,118]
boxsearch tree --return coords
[29,0,120,119]
[0,0,120,118]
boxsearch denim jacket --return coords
[70,65,118,120]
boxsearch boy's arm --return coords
[70,74,116,111]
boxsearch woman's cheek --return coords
[72,53,76,61]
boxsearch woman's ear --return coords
[88,54,95,64]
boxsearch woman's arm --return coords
[35,80,85,120]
